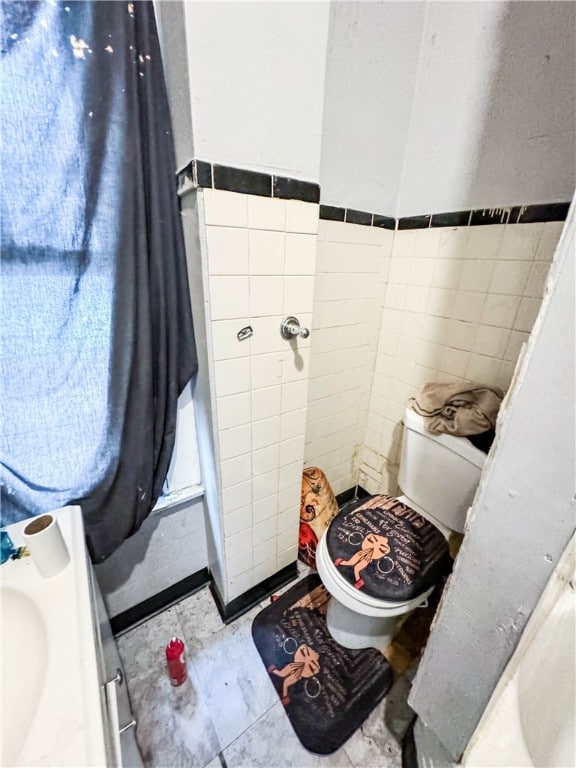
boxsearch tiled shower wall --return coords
[198,188,318,601]
[359,220,564,494]
[304,220,393,496]
[196,186,562,603]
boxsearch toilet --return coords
[316,406,488,650]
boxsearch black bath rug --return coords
[251,574,393,755]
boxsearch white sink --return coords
[517,580,575,767]
[0,507,107,767]
[1,587,48,765]
[463,535,576,768]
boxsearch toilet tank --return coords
[398,407,487,533]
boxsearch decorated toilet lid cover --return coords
[326,495,451,602]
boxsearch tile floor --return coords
[117,568,416,768]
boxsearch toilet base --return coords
[326,594,411,650]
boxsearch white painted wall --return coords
[154,0,194,170]
[399,0,576,216]
[320,1,425,213]
[182,1,330,181]
[163,0,575,213]
[321,1,575,216]
[397,1,507,216]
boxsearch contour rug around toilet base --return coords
[316,533,434,650]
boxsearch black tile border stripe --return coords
[373,214,396,230]
[346,208,373,226]
[512,202,570,224]
[110,567,211,635]
[195,159,212,189]
[273,175,320,204]
[430,210,472,228]
[319,204,345,221]
[403,203,570,229]
[469,208,512,227]
[177,159,319,204]
[319,205,395,230]
[398,214,431,230]
[214,164,271,197]
[176,159,570,228]
[321,202,568,230]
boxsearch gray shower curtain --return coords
[0,1,197,561]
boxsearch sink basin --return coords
[1,587,48,765]
[463,535,575,767]
[0,507,107,767]
[517,581,575,767]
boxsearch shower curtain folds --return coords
[0,0,197,561]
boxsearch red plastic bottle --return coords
[165,637,187,686]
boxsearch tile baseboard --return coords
[210,561,299,625]
[110,563,300,635]
[110,567,211,636]
[335,485,370,507]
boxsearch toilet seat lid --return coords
[326,495,451,602]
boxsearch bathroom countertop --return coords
[0,506,108,767]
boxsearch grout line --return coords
[219,699,283,762]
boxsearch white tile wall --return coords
[199,187,563,602]
[96,499,209,618]
[201,189,318,601]
[304,220,394,496]
[359,220,563,495]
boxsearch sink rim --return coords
[0,507,107,767]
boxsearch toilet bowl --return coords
[316,407,487,650]
[316,528,436,649]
